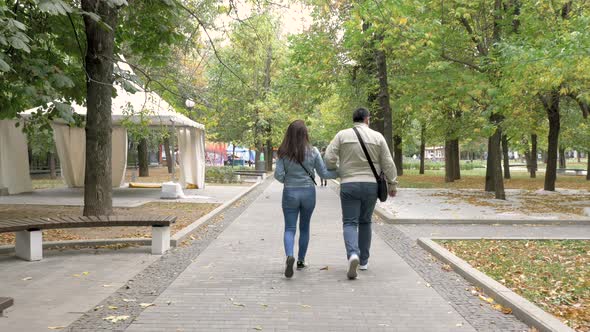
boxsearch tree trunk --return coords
[265,135,273,171]
[491,127,505,199]
[419,125,425,175]
[587,151,590,181]
[82,0,118,216]
[375,45,393,158]
[138,138,149,177]
[48,152,56,180]
[445,140,454,183]
[558,147,566,169]
[577,151,581,163]
[393,135,403,175]
[485,136,495,192]
[530,134,538,178]
[502,134,511,179]
[543,92,560,191]
[452,139,460,180]
[164,136,173,173]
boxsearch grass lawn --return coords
[439,240,590,331]
[398,169,589,191]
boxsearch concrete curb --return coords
[380,216,590,225]
[424,236,590,240]
[0,180,266,255]
[417,237,576,332]
[170,179,265,246]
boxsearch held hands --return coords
[388,189,397,198]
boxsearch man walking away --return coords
[324,107,398,279]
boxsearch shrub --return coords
[206,166,242,183]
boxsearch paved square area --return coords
[0,247,158,331]
[126,183,476,331]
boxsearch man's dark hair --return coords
[352,107,370,123]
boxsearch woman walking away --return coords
[274,120,338,278]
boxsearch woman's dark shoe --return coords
[296,261,307,270]
[285,256,295,278]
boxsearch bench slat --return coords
[0,215,175,233]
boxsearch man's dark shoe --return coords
[285,256,295,278]
[296,261,307,270]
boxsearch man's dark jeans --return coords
[340,182,378,265]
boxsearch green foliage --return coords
[205,166,243,183]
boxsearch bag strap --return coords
[352,127,379,180]
[298,160,317,186]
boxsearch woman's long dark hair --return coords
[278,120,311,163]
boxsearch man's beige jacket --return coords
[324,123,398,191]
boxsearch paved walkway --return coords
[0,184,250,207]
[126,182,477,332]
[0,247,158,331]
[377,188,590,220]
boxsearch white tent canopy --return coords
[0,65,205,194]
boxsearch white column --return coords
[151,225,170,254]
[15,230,43,261]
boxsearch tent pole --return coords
[170,120,176,182]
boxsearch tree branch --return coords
[567,92,590,118]
[172,0,253,90]
[459,17,488,56]
[441,52,483,72]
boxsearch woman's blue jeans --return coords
[282,186,316,261]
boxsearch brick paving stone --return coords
[373,222,529,332]
[66,179,274,332]
[126,182,480,332]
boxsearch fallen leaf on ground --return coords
[122,299,136,302]
[442,264,452,272]
[82,272,89,276]
[253,326,263,331]
[426,283,432,287]
[300,304,311,308]
[320,266,329,271]
[94,305,103,311]
[258,303,268,308]
[232,302,245,307]
[22,277,32,281]
[456,322,463,327]
[140,303,155,308]
[47,326,66,330]
[166,300,172,305]
[501,307,513,314]
[72,274,80,277]
[103,315,129,323]
[108,306,118,310]
[102,284,113,288]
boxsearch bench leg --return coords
[151,226,170,255]
[15,229,43,261]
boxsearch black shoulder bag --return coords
[298,160,317,186]
[352,127,388,202]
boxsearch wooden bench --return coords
[234,170,267,179]
[0,216,176,261]
[0,297,13,317]
[557,168,586,176]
